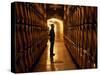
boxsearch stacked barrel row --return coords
[64,6,97,68]
[15,2,48,72]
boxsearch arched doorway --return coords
[47,18,64,42]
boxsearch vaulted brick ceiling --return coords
[46,4,64,20]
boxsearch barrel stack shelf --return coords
[64,5,97,69]
[12,2,48,72]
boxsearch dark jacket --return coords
[49,29,55,42]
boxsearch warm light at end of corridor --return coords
[47,18,63,35]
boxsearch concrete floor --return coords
[32,39,77,72]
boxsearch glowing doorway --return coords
[47,18,64,41]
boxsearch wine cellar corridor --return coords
[11,2,97,72]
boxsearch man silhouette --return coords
[49,24,55,56]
